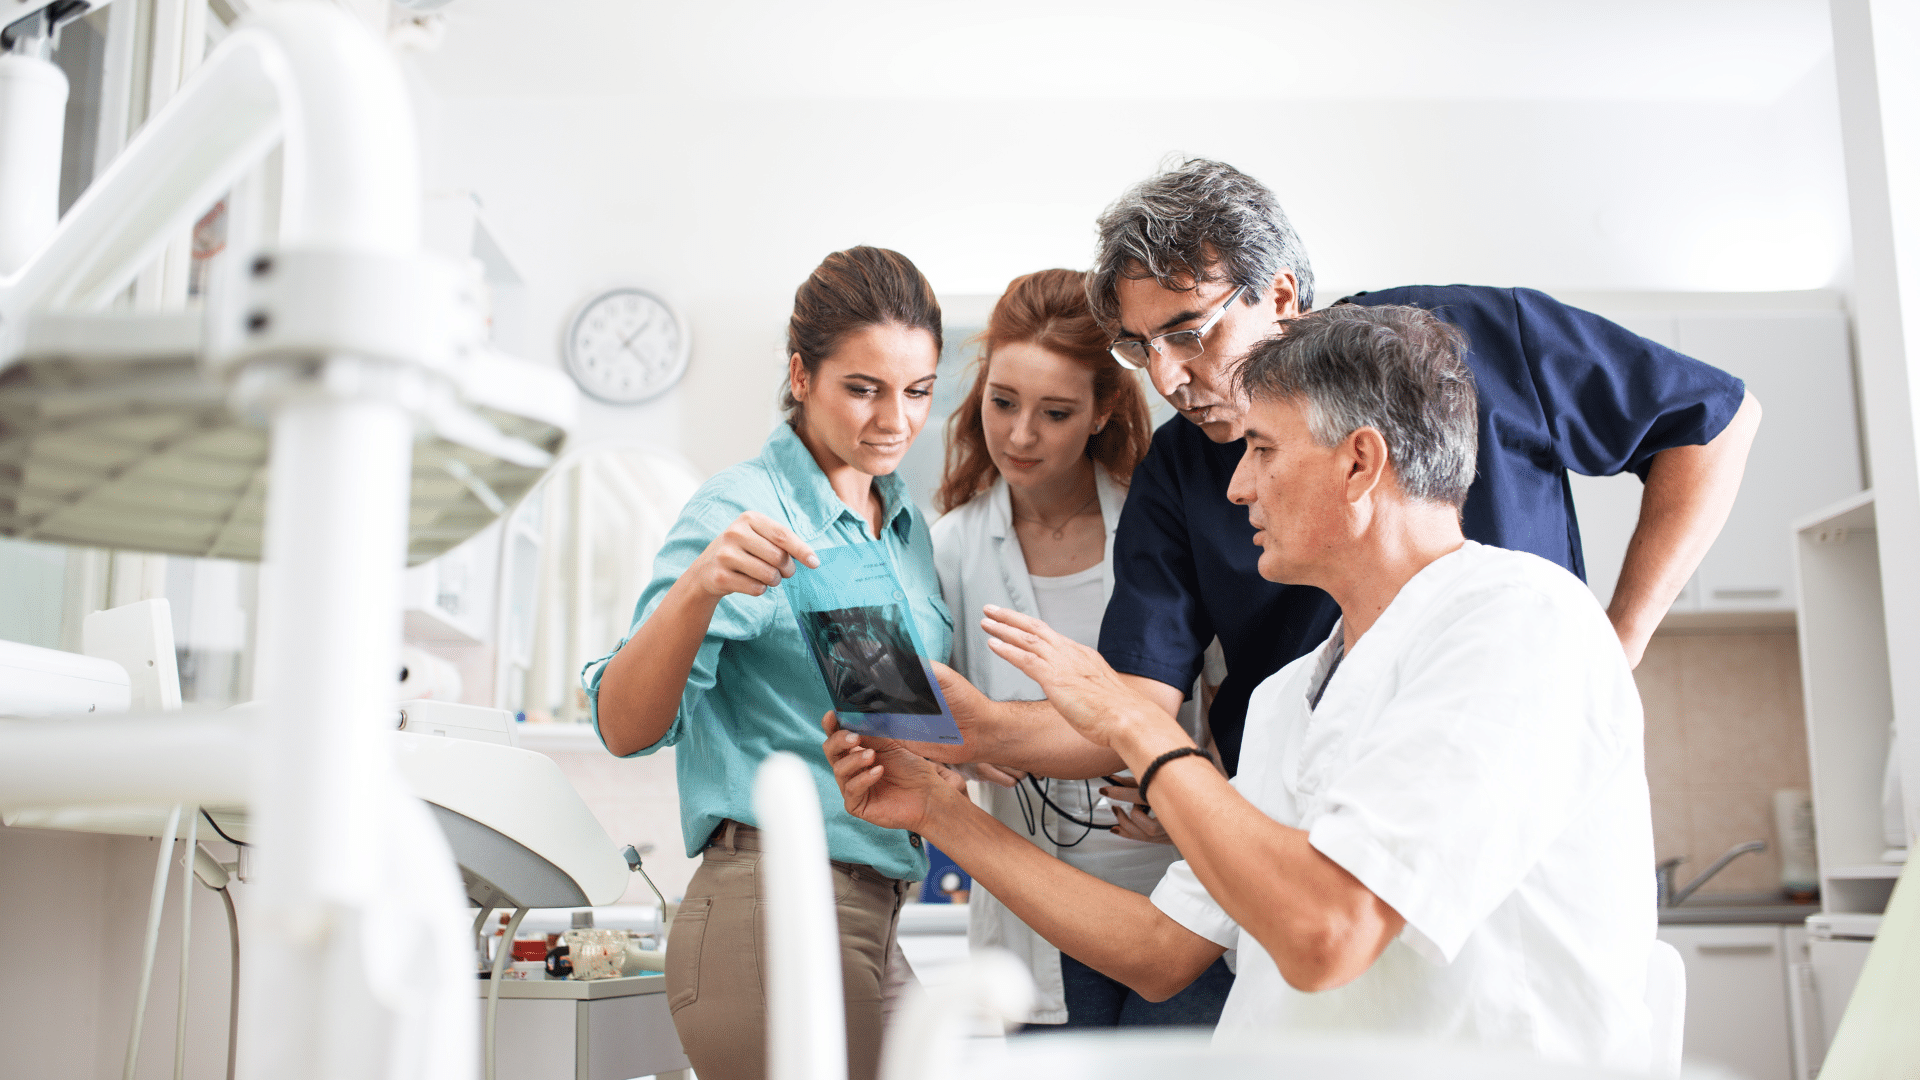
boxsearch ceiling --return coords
[412,0,1833,104]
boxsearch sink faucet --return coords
[1658,840,1769,907]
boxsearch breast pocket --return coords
[919,592,954,664]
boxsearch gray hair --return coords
[1238,305,1478,507]
[1088,158,1316,331]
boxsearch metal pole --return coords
[242,378,415,1080]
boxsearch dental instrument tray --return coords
[783,542,962,744]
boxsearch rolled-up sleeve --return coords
[582,497,779,757]
[1303,583,1633,964]
[1150,858,1240,950]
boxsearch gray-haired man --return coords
[829,305,1656,1067]
[927,158,1756,780]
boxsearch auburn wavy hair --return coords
[936,269,1153,514]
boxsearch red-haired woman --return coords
[930,269,1233,1028]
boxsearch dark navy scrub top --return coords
[1099,285,1747,775]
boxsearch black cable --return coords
[1014,775,1100,848]
[201,808,249,848]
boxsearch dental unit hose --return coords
[124,805,184,1080]
[484,906,530,1080]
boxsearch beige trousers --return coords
[665,821,914,1080]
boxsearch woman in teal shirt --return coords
[583,246,951,1080]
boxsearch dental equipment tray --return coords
[473,973,665,999]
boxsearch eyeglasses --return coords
[1107,285,1246,371]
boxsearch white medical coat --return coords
[1150,541,1654,1069]
[932,469,1206,1023]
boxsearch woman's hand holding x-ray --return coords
[978,604,1167,750]
[688,510,820,599]
[822,711,968,833]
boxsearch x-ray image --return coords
[801,604,943,716]
[783,542,962,743]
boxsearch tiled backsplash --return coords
[1636,629,1810,897]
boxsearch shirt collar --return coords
[760,421,915,543]
[986,467,1124,543]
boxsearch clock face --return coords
[563,288,689,405]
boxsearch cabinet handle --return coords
[1696,942,1777,954]
[1711,587,1782,601]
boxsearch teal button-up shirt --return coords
[582,422,951,882]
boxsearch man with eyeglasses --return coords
[920,158,1757,785]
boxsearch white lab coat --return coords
[931,468,1205,1023]
[1151,541,1655,1069]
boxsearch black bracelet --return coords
[1136,746,1207,810]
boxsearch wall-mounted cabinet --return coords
[1566,294,1863,621]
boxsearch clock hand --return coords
[616,316,655,350]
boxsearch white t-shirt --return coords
[1030,562,1186,893]
[1029,564,1107,654]
[1150,542,1655,1070]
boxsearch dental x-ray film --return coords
[783,542,962,744]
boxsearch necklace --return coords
[1012,488,1100,541]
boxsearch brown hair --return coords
[782,246,943,418]
[936,269,1153,514]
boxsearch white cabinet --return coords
[1679,313,1861,612]
[1658,924,1796,1080]
[1801,936,1875,1075]
[1568,297,1862,616]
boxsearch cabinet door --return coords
[1805,938,1874,1071]
[1674,314,1862,611]
[1658,924,1793,1080]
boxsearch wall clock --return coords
[561,287,689,405]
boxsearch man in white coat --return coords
[824,303,1656,1069]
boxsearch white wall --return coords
[408,17,1849,478]
[0,824,245,1080]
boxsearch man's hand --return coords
[1609,391,1761,667]
[978,605,1169,750]
[885,662,1000,765]
[822,712,965,832]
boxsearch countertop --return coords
[1657,894,1821,925]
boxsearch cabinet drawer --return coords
[1658,925,1793,1080]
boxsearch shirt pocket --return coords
[920,591,954,663]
